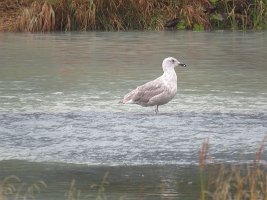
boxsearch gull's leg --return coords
[154,105,159,114]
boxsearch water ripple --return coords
[0,111,266,165]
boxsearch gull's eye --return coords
[171,59,175,63]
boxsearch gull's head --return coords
[162,57,186,72]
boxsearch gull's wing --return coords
[122,77,166,106]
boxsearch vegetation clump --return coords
[0,0,267,31]
[199,138,267,200]
[17,1,55,32]
[0,175,47,200]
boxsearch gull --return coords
[120,57,186,113]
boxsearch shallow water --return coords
[0,160,201,200]
[0,31,267,199]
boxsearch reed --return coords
[14,0,212,31]
[0,175,47,200]
[199,139,209,200]
[251,0,267,29]
[224,0,238,30]
[64,171,110,200]
[219,0,267,30]
[17,1,55,32]
[3,0,264,31]
[65,179,81,200]
[200,137,267,200]
[64,0,169,31]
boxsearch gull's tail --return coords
[118,98,132,104]
[119,89,136,104]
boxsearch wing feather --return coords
[122,77,166,106]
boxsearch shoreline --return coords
[0,0,266,32]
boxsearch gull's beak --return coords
[179,63,186,67]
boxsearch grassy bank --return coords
[0,0,267,32]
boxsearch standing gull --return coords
[120,57,186,113]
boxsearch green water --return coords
[0,160,200,200]
[0,31,267,199]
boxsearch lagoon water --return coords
[0,31,267,199]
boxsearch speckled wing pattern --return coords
[122,77,166,106]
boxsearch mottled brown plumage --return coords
[120,57,186,113]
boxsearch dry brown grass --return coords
[179,0,211,29]
[0,0,35,31]
[1,0,266,31]
[199,139,209,200]
[200,137,267,200]
[17,1,55,32]
[0,175,47,200]
[13,0,212,32]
